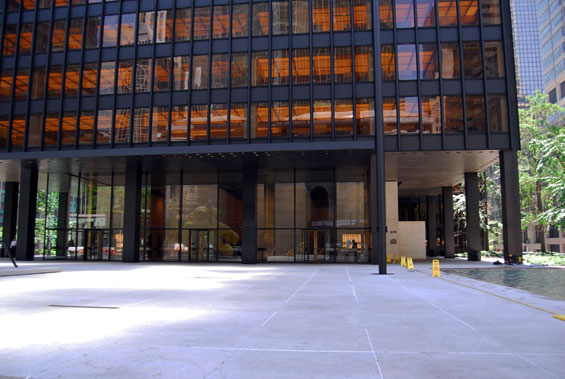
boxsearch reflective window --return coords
[103,15,119,47]
[42,113,58,147]
[136,59,152,93]
[48,66,63,98]
[253,2,270,36]
[14,69,28,101]
[96,109,112,145]
[115,108,131,144]
[212,54,229,88]
[380,0,393,29]
[356,46,374,82]
[192,55,209,90]
[11,116,25,148]
[82,63,98,96]
[0,117,8,149]
[252,51,269,86]
[396,0,415,28]
[466,95,485,132]
[230,103,247,139]
[484,41,505,78]
[419,44,438,79]
[335,47,352,83]
[381,45,396,80]
[437,0,458,26]
[138,12,155,45]
[133,108,149,143]
[335,98,353,135]
[0,70,13,102]
[99,62,115,95]
[334,0,352,32]
[31,67,46,100]
[152,106,168,143]
[398,44,417,80]
[417,0,436,27]
[313,48,331,83]
[231,53,248,88]
[68,19,84,50]
[313,100,332,136]
[173,56,190,90]
[460,0,479,25]
[117,61,133,94]
[353,0,372,30]
[171,106,188,142]
[28,114,42,148]
[273,1,290,35]
[488,94,508,132]
[441,42,460,78]
[65,65,81,97]
[251,102,268,138]
[35,22,50,54]
[120,14,136,46]
[232,4,249,37]
[313,0,331,32]
[272,50,290,85]
[52,20,67,52]
[154,57,171,92]
[79,111,94,145]
[463,42,483,78]
[175,8,192,41]
[85,17,101,49]
[19,23,33,55]
[210,103,229,139]
[482,0,501,25]
[383,97,397,134]
[357,98,375,135]
[421,96,441,134]
[293,0,310,34]
[399,97,419,134]
[213,6,230,39]
[443,96,463,132]
[292,49,310,85]
[193,7,211,40]
[292,100,311,136]
[190,104,208,141]
[61,112,76,146]
[156,10,173,43]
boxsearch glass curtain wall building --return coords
[538,0,565,105]
[0,0,523,268]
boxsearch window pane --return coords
[466,95,485,132]
[251,102,268,138]
[488,94,508,132]
[313,0,331,32]
[64,65,80,97]
[190,104,208,141]
[11,115,26,148]
[357,98,374,135]
[85,17,101,49]
[292,49,310,85]
[252,51,269,86]
[353,0,372,30]
[231,53,248,87]
[463,42,483,78]
[211,54,229,89]
[171,106,188,142]
[68,19,84,50]
[133,108,149,143]
[313,100,332,136]
[31,67,46,100]
[396,0,415,28]
[19,23,33,55]
[115,108,131,144]
[421,96,441,134]
[194,7,211,40]
[52,20,67,52]
[152,106,168,142]
[156,10,173,43]
[154,57,171,92]
[43,113,58,147]
[271,50,290,85]
[192,55,209,90]
[136,59,152,93]
[79,111,94,145]
[0,70,13,102]
[398,44,417,80]
[437,0,458,26]
[117,61,133,94]
[419,44,438,79]
[230,103,247,139]
[103,15,119,47]
[28,114,43,148]
[120,14,136,46]
[35,22,50,54]
[232,4,249,37]
[460,0,479,25]
[383,97,397,134]
[482,0,501,25]
[48,66,63,98]
[417,0,436,27]
[356,46,374,82]
[484,41,505,78]
[99,62,115,95]
[271,101,289,137]
[334,47,352,83]
[313,48,331,83]
[14,69,29,101]
[213,6,230,39]
[443,96,463,133]
[60,112,76,146]
[272,1,290,35]
[292,0,310,34]
[96,109,112,144]
[210,104,228,139]
[138,12,155,45]
[381,45,395,80]
[441,42,460,78]
[399,97,419,134]
[333,0,351,31]
[380,0,393,29]
[173,56,190,90]
[0,117,8,149]
[292,100,310,137]
[175,8,192,41]
[335,98,353,135]
[81,63,97,96]
[253,2,270,36]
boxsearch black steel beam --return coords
[500,150,522,263]
[442,186,455,259]
[2,181,19,257]
[427,196,437,256]
[464,172,481,261]
[370,152,387,273]
[242,162,257,264]
[16,165,38,261]
[122,159,142,263]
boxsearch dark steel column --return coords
[442,186,455,259]
[427,196,437,256]
[465,172,481,261]
[370,152,387,273]
[2,182,19,257]
[242,163,257,264]
[123,160,142,263]
[16,165,38,261]
[500,150,522,263]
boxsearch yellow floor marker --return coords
[432,259,440,277]
[400,256,406,267]
[393,256,400,264]
[407,257,414,270]
[386,254,391,263]
[554,315,565,321]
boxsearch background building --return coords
[538,0,565,105]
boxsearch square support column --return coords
[465,172,481,261]
[500,150,523,263]
[427,196,437,256]
[2,182,19,257]
[16,165,38,261]
[242,163,257,264]
[123,160,142,263]
[442,186,455,259]
[370,152,387,273]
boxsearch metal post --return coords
[2,182,19,258]
[123,160,142,263]
[242,162,257,264]
[500,150,523,263]
[370,152,387,273]
[442,186,455,259]
[16,165,38,261]
[465,172,481,261]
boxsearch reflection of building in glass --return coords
[0,0,523,268]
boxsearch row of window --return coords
[383,94,508,134]
[381,41,505,80]
[0,47,374,101]
[2,0,373,56]
[6,0,110,11]
[0,98,376,148]
[379,0,502,29]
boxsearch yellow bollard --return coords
[407,257,414,270]
[432,259,440,277]
[386,254,391,263]
[400,256,406,267]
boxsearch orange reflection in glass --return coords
[313,100,331,136]
[190,104,208,141]
[313,0,331,32]
[459,0,479,25]
[11,116,26,148]
[335,99,353,136]
[230,104,247,139]
[171,106,188,142]
[210,104,228,139]
[271,102,289,137]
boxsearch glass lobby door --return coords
[84,229,109,261]
[186,229,215,262]
[302,229,331,262]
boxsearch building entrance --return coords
[301,229,331,263]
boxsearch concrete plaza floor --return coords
[0,259,564,379]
